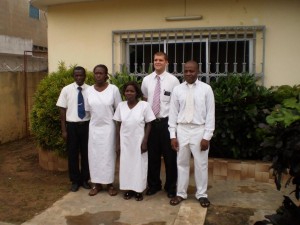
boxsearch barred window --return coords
[112,26,265,83]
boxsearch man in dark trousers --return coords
[56,66,91,192]
[141,52,180,198]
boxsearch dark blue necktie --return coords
[77,86,85,119]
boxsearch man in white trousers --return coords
[168,60,215,207]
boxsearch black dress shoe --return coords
[167,192,176,198]
[146,188,160,196]
[82,181,91,189]
[71,183,79,192]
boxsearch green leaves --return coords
[30,62,93,157]
[267,98,300,127]
[210,73,275,159]
[259,85,300,200]
[108,65,142,99]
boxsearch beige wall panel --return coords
[0,72,26,144]
[0,72,46,144]
[47,0,300,87]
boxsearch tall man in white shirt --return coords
[141,52,180,198]
[168,60,215,207]
[56,66,91,192]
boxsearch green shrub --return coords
[269,84,300,103]
[259,86,300,194]
[256,87,300,223]
[210,74,276,159]
[267,98,300,127]
[30,62,94,157]
[109,65,142,99]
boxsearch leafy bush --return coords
[255,85,300,225]
[259,85,300,198]
[109,65,142,99]
[269,84,300,103]
[30,62,94,156]
[210,74,276,159]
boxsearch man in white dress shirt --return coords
[168,60,215,207]
[141,52,180,198]
[56,66,91,192]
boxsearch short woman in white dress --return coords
[113,81,155,201]
[86,64,122,197]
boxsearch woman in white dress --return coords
[86,64,122,196]
[113,81,155,201]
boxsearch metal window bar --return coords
[112,26,265,84]
[171,32,177,74]
[199,33,203,74]
[243,32,247,73]
[225,32,229,74]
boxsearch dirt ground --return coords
[0,137,69,224]
[0,137,253,225]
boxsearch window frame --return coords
[112,26,265,84]
[29,4,40,20]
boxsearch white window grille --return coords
[112,26,265,84]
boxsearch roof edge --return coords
[30,0,98,11]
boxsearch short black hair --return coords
[73,66,86,75]
[122,81,143,100]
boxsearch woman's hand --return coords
[141,140,147,153]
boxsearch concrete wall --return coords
[0,0,47,48]
[46,0,300,87]
[0,71,47,144]
[0,35,33,55]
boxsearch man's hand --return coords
[200,139,209,151]
[171,138,179,152]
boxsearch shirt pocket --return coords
[161,90,172,102]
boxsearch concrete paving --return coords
[21,188,182,225]
[1,157,299,225]
[208,179,298,224]
[3,179,294,225]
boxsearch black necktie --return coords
[77,86,85,119]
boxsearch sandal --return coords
[107,185,118,196]
[135,192,143,201]
[170,196,185,206]
[123,191,135,200]
[88,184,102,196]
[198,197,210,208]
